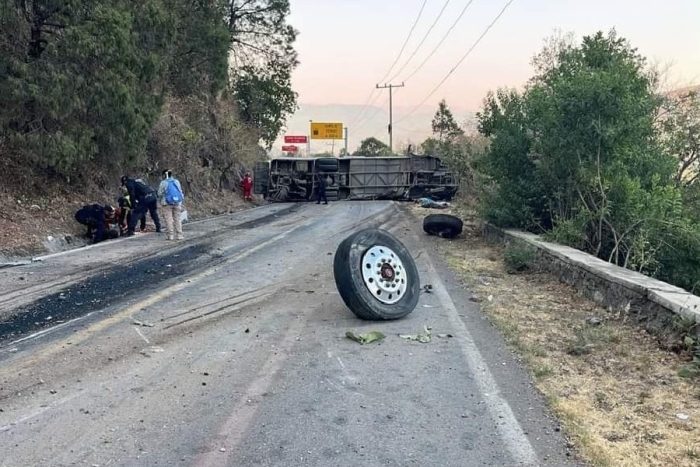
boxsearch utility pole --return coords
[343,127,348,157]
[376,82,404,154]
[308,119,312,156]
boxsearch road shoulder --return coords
[404,203,700,467]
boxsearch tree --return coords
[0,0,239,179]
[659,89,700,187]
[475,29,700,289]
[0,1,175,176]
[431,99,464,142]
[167,0,232,97]
[227,0,299,149]
[232,64,297,149]
[354,137,390,157]
[420,137,440,155]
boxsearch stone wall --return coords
[482,223,700,340]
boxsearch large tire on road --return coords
[423,214,463,239]
[333,228,420,320]
[316,157,339,172]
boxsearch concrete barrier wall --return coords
[482,223,700,330]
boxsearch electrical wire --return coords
[356,0,475,139]
[393,0,516,126]
[352,95,393,135]
[397,0,477,83]
[382,0,453,85]
[346,0,429,129]
[377,0,429,85]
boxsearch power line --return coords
[393,0,516,126]
[383,0,453,85]
[346,0,429,129]
[377,0,428,85]
[399,0,477,83]
[353,93,393,135]
[353,0,458,138]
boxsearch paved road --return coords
[0,202,579,467]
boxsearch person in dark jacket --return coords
[117,191,145,234]
[121,175,162,236]
[74,204,119,243]
[315,174,328,205]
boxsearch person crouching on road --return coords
[241,172,253,201]
[104,204,126,237]
[121,175,162,236]
[74,204,118,244]
[157,169,185,241]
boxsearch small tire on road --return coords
[333,228,420,321]
[423,214,463,239]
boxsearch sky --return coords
[282,0,700,152]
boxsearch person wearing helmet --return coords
[120,175,162,236]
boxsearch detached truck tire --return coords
[423,214,463,239]
[333,228,420,321]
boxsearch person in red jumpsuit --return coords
[241,172,253,201]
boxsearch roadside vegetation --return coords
[427,217,700,467]
[423,30,700,296]
[0,1,298,254]
[413,29,700,466]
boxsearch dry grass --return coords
[0,186,257,258]
[412,204,700,467]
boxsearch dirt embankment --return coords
[0,186,260,261]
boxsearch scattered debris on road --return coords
[132,319,155,327]
[399,325,432,343]
[345,331,386,345]
[415,197,450,209]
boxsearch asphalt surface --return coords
[0,201,581,467]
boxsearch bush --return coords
[503,241,537,274]
[474,29,700,292]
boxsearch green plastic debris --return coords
[399,325,432,343]
[346,331,386,345]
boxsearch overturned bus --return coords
[253,154,458,202]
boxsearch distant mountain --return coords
[272,103,477,157]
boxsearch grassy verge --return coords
[412,204,700,467]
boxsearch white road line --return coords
[133,327,150,344]
[422,254,540,466]
[0,393,80,432]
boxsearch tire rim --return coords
[361,245,408,305]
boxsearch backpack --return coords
[164,179,184,205]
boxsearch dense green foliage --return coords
[354,137,391,157]
[468,30,700,292]
[419,99,487,203]
[0,0,298,183]
[227,0,299,149]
